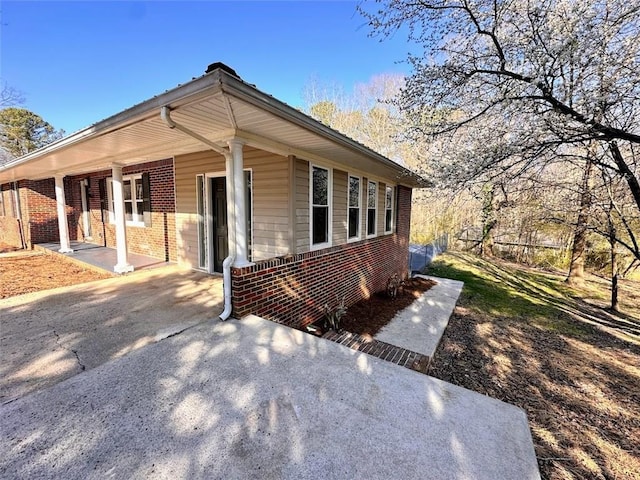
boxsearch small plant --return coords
[323,295,347,332]
[386,273,405,299]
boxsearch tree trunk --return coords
[567,158,594,285]
[479,183,496,258]
[608,201,619,312]
[609,142,640,214]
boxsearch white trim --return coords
[366,179,377,238]
[347,174,361,242]
[196,169,254,274]
[106,174,145,227]
[385,185,394,234]
[309,163,332,250]
[245,168,254,263]
[195,173,207,270]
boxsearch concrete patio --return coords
[0,265,223,403]
[36,241,171,273]
[0,314,540,479]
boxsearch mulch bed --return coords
[331,277,437,337]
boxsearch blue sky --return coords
[1,1,415,134]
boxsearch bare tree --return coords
[0,81,24,108]
[361,0,640,212]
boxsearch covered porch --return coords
[36,241,172,274]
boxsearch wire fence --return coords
[409,234,449,274]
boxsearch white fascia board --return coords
[0,71,226,181]
[218,72,428,188]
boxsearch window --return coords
[348,175,360,240]
[0,188,5,217]
[107,173,151,227]
[367,180,377,237]
[311,165,331,247]
[385,186,394,233]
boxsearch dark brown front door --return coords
[212,177,228,273]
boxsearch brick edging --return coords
[321,329,431,374]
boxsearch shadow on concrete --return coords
[0,266,223,403]
[0,314,540,479]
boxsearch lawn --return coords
[426,252,640,480]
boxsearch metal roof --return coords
[0,66,427,187]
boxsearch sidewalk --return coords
[376,275,464,358]
[322,275,463,372]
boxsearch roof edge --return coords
[217,70,427,188]
[0,71,224,176]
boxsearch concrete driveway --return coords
[0,315,540,479]
[0,265,223,403]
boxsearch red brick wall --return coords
[26,178,76,245]
[68,159,177,261]
[0,182,23,247]
[231,185,412,328]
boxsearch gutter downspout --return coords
[160,105,236,321]
[218,148,237,321]
[160,106,229,156]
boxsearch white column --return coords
[80,179,92,240]
[228,139,252,267]
[54,174,73,253]
[111,165,134,273]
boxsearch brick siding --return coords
[3,159,177,261]
[26,178,74,244]
[68,158,177,261]
[231,185,412,328]
[0,182,22,247]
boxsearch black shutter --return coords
[98,178,107,223]
[142,172,152,227]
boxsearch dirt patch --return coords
[0,242,21,254]
[427,256,640,480]
[0,251,111,299]
[320,277,437,337]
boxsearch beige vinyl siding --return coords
[332,169,347,245]
[174,147,291,268]
[174,150,226,268]
[378,181,386,236]
[294,158,310,253]
[246,149,290,261]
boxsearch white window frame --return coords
[309,164,332,250]
[107,174,145,227]
[347,174,361,242]
[366,180,377,238]
[385,185,395,234]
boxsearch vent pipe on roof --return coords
[205,62,240,79]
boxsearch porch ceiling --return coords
[0,68,426,187]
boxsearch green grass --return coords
[426,251,595,336]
